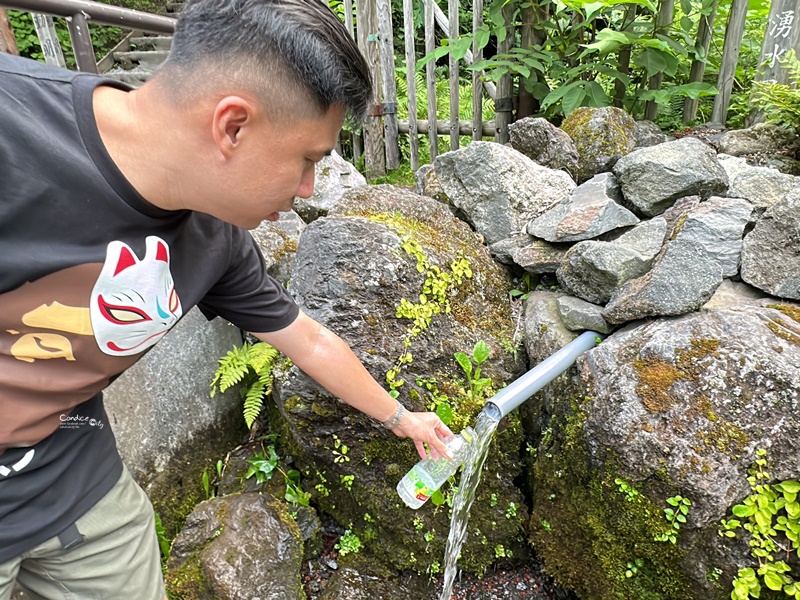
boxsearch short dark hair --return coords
[158,0,372,122]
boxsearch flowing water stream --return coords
[438,409,501,600]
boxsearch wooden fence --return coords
[344,0,799,179]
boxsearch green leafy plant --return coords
[210,341,280,429]
[454,340,492,402]
[245,446,280,484]
[335,528,363,556]
[284,469,311,506]
[654,495,692,544]
[720,449,800,598]
[154,511,171,562]
[626,558,644,578]
[332,434,350,463]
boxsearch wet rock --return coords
[278,184,528,574]
[527,173,639,243]
[560,107,636,183]
[293,151,366,222]
[433,141,575,245]
[613,137,729,217]
[556,218,667,305]
[318,567,435,600]
[740,187,800,300]
[167,493,304,600]
[508,116,580,174]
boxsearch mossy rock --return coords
[561,107,636,183]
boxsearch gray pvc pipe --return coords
[482,330,604,420]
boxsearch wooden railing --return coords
[1,0,174,72]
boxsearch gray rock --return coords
[250,210,305,285]
[167,493,304,600]
[633,119,669,147]
[560,107,637,182]
[293,150,366,222]
[489,233,537,265]
[613,137,729,216]
[741,187,800,299]
[318,567,435,600]
[717,122,800,157]
[105,308,245,494]
[556,296,613,333]
[507,116,580,174]
[671,196,753,277]
[414,163,449,204]
[602,241,724,324]
[527,172,639,242]
[433,141,576,244]
[556,218,667,304]
[661,195,702,233]
[279,184,528,573]
[514,239,569,274]
[717,154,800,210]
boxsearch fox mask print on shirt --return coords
[90,236,183,356]
[0,236,182,450]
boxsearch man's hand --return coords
[391,410,454,460]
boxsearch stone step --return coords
[129,35,173,51]
[113,49,169,70]
[104,69,155,87]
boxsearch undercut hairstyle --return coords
[156,0,372,123]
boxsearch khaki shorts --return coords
[0,465,166,600]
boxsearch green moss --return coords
[166,551,207,600]
[768,303,800,324]
[531,398,697,600]
[283,395,305,411]
[632,356,683,412]
[766,317,800,346]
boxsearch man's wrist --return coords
[381,401,406,429]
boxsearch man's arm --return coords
[252,311,453,460]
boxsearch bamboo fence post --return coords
[402,0,419,170]
[424,0,438,160]
[711,0,748,124]
[471,0,483,141]
[356,0,385,178]
[343,0,362,165]
[682,0,718,123]
[0,9,19,55]
[377,0,400,169]
[749,0,800,124]
[494,3,514,144]
[645,0,675,120]
[448,0,460,150]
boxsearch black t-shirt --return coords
[0,54,299,561]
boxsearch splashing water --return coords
[438,410,501,600]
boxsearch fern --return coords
[210,342,280,429]
[751,50,800,132]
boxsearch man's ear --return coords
[211,96,256,160]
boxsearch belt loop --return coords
[57,523,85,550]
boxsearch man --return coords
[0,0,453,597]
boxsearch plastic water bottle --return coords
[396,426,476,509]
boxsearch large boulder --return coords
[741,187,800,300]
[560,107,637,183]
[717,123,799,158]
[433,141,576,245]
[273,185,528,574]
[530,284,800,599]
[166,493,305,600]
[613,137,729,216]
[508,116,580,174]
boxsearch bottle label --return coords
[407,469,431,502]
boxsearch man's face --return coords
[207,103,346,230]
